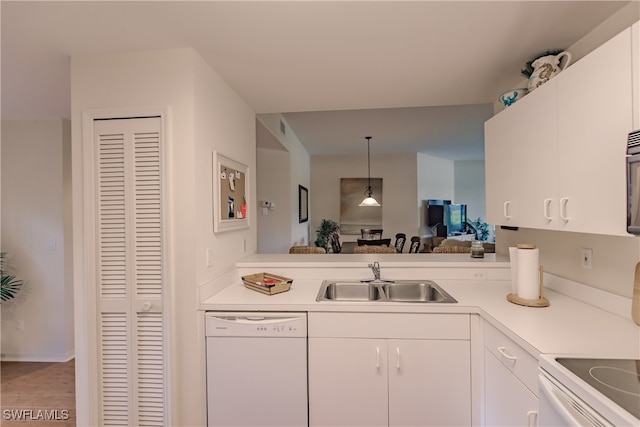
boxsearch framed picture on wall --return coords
[299,185,308,223]
[213,151,249,232]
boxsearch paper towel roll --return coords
[509,247,518,295]
[516,246,540,300]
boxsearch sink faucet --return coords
[369,261,381,281]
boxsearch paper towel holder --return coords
[507,264,550,307]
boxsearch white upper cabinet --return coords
[485,23,635,236]
[485,80,559,229]
[485,99,520,226]
[556,27,632,235]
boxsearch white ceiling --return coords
[1,1,631,159]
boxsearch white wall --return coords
[194,52,257,282]
[1,119,74,361]
[497,229,640,299]
[311,153,418,242]
[257,147,291,253]
[416,153,454,236]
[417,153,454,202]
[71,48,256,426]
[454,160,486,221]
[256,114,311,250]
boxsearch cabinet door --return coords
[485,109,519,226]
[557,27,633,235]
[513,79,560,230]
[388,339,471,427]
[485,81,559,229]
[308,338,388,427]
[484,348,538,427]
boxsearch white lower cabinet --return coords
[308,313,471,427]
[308,338,389,427]
[388,339,471,427]
[484,349,538,426]
[484,323,539,427]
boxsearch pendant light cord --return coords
[366,136,372,196]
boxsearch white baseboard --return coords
[1,352,75,362]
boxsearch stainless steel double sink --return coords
[316,280,457,303]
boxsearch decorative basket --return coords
[241,272,293,296]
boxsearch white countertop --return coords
[200,255,640,359]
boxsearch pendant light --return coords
[359,136,381,207]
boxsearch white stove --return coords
[539,354,640,426]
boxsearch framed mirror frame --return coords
[299,185,308,223]
[213,151,250,232]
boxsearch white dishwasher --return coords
[205,312,308,427]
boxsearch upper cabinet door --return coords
[485,108,519,226]
[510,79,559,230]
[556,27,633,236]
[485,80,559,229]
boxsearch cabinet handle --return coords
[142,302,152,312]
[503,201,512,219]
[376,347,380,370]
[560,197,570,221]
[396,347,401,370]
[497,346,517,361]
[543,199,553,221]
[526,410,537,427]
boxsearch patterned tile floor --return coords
[1,360,75,427]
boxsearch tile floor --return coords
[1,359,75,426]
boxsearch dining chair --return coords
[329,233,342,254]
[408,236,421,253]
[394,233,406,253]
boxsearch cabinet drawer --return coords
[484,322,538,396]
[309,312,470,340]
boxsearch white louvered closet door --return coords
[94,117,165,426]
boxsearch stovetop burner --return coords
[556,358,640,420]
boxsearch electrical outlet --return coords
[16,320,24,331]
[581,248,593,270]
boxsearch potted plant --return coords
[1,252,23,302]
[314,219,340,252]
[468,217,490,242]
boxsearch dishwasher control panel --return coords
[205,312,307,337]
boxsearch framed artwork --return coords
[213,151,249,232]
[299,185,309,223]
[340,177,382,234]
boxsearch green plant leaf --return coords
[1,252,23,302]
[1,274,22,301]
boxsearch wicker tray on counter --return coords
[241,272,293,296]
